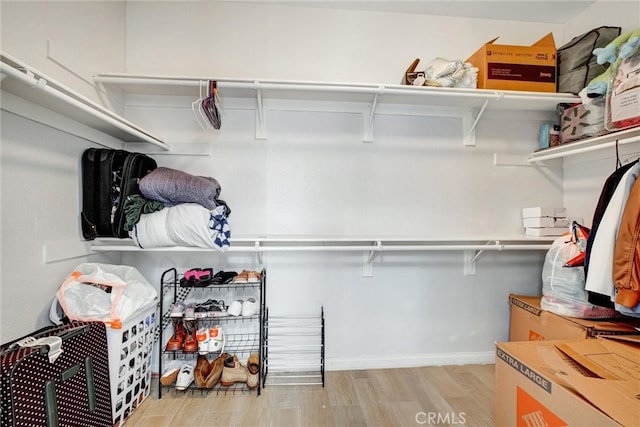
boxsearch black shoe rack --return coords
[158,267,265,398]
[262,306,325,387]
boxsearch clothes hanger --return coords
[201,80,222,130]
[192,80,213,130]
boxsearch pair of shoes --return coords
[220,355,248,386]
[175,360,196,391]
[194,299,227,318]
[232,270,261,283]
[166,320,198,352]
[180,268,214,287]
[194,353,227,388]
[159,359,183,386]
[211,271,238,285]
[195,325,224,354]
[227,298,259,317]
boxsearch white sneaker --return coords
[196,327,209,355]
[160,359,183,386]
[241,298,259,316]
[227,300,242,317]
[175,361,195,391]
[208,325,224,353]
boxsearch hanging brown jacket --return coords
[613,176,640,308]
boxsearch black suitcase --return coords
[81,148,157,240]
[0,322,113,427]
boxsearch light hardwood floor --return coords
[124,364,495,427]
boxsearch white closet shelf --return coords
[94,73,579,143]
[528,126,640,162]
[0,53,169,149]
[94,73,578,111]
[89,235,554,253]
[88,235,553,276]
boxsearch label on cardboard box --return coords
[487,62,556,83]
[517,387,568,427]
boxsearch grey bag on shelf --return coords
[557,26,621,94]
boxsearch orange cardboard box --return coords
[495,337,640,427]
[508,294,640,341]
[466,33,557,92]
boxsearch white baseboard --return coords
[325,351,495,371]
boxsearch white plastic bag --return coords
[541,229,616,319]
[56,263,157,329]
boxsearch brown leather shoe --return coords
[183,321,198,353]
[247,353,259,389]
[194,355,212,388]
[204,353,227,388]
[220,355,248,386]
[165,321,185,352]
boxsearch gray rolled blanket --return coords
[139,167,221,210]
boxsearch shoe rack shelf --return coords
[158,267,266,398]
[262,307,325,388]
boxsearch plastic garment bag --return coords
[56,263,157,329]
[541,223,617,319]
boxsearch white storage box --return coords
[526,227,568,237]
[523,217,569,228]
[107,300,158,426]
[522,207,566,218]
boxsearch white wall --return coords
[0,1,126,342]
[121,1,568,369]
[0,0,636,370]
[125,1,567,84]
[0,1,127,104]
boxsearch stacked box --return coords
[508,294,640,341]
[522,207,568,236]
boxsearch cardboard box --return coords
[495,337,640,427]
[522,206,566,218]
[466,33,557,92]
[508,294,640,341]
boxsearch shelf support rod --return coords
[363,241,381,277]
[254,240,263,265]
[463,99,489,146]
[254,81,266,139]
[463,240,496,275]
[363,86,382,142]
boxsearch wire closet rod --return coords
[1,62,169,150]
